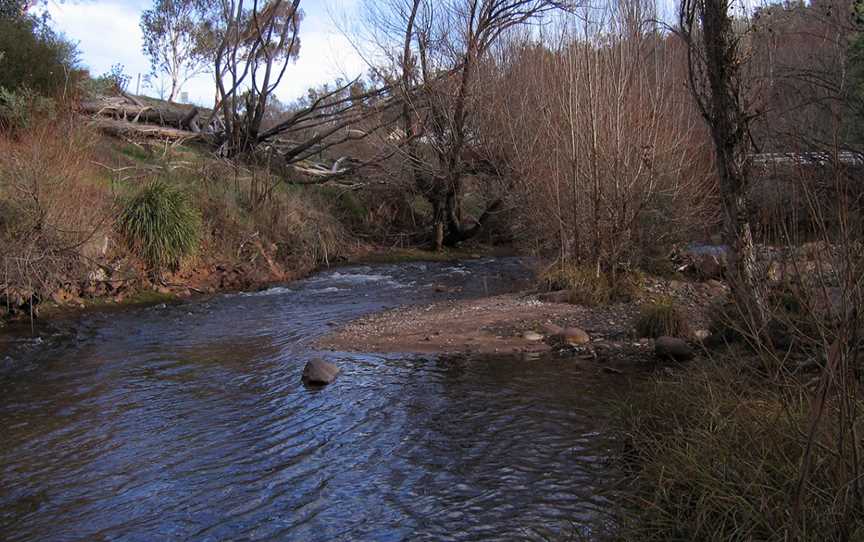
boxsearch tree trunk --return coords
[432,196,446,251]
[697,0,767,332]
[80,100,202,130]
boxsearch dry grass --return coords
[541,264,612,306]
[635,297,690,338]
[184,159,348,271]
[612,361,864,541]
[0,120,112,308]
[0,120,355,315]
[540,264,647,306]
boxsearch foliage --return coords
[181,158,348,270]
[612,362,864,541]
[118,179,201,271]
[0,86,55,130]
[612,270,648,303]
[541,264,649,306]
[140,0,212,102]
[99,63,131,94]
[635,297,689,338]
[0,0,26,20]
[0,11,80,98]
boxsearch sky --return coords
[42,0,367,106]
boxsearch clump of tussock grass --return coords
[611,361,864,541]
[541,264,612,306]
[635,296,690,338]
[540,264,646,306]
[118,179,201,271]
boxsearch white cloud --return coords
[47,2,148,82]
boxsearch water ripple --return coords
[0,259,623,541]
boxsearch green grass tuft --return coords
[118,179,201,271]
[541,264,612,306]
[635,297,690,338]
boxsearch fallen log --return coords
[80,100,198,128]
[89,118,207,142]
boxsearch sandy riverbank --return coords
[316,276,725,356]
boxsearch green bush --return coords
[0,86,55,130]
[0,14,81,98]
[118,179,201,271]
[635,297,689,338]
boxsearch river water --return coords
[0,259,625,541]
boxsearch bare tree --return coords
[362,0,570,249]
[211,0,303,156]
[480,0,714,275]
[206,0,399,177]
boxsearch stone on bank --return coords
[654,336,695,362]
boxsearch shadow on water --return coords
[0,258,627,541]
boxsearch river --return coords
[0,258,625,541]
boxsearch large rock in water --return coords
[302,358,340,386]
[655,336,694,362]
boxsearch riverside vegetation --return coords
[3,0,864,539]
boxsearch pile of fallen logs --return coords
[80,93,358,184]
[81,93,218,142]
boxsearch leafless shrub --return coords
[481,0,716,275]
[0,121,111,312]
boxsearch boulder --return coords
[522,331,544,342]
[560,327,591,346]
[655,336,694,362]
[302,358,340,386]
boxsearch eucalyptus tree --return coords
[209,0,303,155]
[140,0,213,102]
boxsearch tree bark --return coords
[686,0,767,332]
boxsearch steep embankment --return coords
[0,116,357,324]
